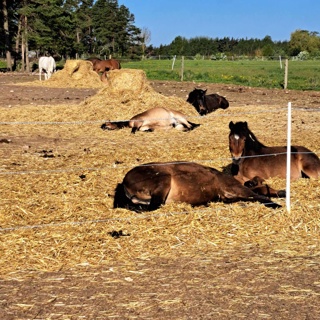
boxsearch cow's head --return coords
[187,88,207,115]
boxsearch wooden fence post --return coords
[172,55,176,70]
[279,55,282,69]
[181,56,184,81]
[284,59,288,89]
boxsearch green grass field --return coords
[1,58,319,91]
[122,59,320,91]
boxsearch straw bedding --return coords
[0,63,319,276]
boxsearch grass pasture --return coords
[2,57,320,91]
[123,58,320,91]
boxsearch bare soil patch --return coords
[1,71,320,108]
[0,71,319,320]
[0,72,98,107]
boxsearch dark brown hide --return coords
[187,88,229,115]
[114,161,281,212]
[86,58,101,67]
[244,176,286,198]
[93,59,121,73]
[229,121,320,183]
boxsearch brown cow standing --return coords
[93,59,121,73]
[86,58,121,81]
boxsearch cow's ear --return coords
[204,89,207,93]
[244,121,248,128]
[229,121,234,129]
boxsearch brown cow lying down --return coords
[101,107,200,134]
[187,88,229,116]
[113,161,283,212]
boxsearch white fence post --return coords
[286,102,292,213]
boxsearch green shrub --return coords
[0,60,7,68]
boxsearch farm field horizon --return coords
[2,57,320,92]
[122,58,320,91]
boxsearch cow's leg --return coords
[244,176,286,198]
[148,176,171,211]
[134,126,153,133]
[174,123,187,131]
[131,127,138,134]
[220,181,281,209]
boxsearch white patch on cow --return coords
[248,133,255,141]
[39,56,56,81]
[234,134,240,140]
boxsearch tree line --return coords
[1,0,320,71]
[150,30,320,60]
[0,0,144,71]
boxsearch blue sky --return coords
[118,0,319,47]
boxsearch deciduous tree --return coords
[289,29,320,56]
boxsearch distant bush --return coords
[194,54,203,60]
[210,53,227,60]
[295,51,310,60]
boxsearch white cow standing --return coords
[39,56,56,81]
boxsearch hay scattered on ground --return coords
[83,68,199,122]
[6,68,199,123]
[0,68,319,276]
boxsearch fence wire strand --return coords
[0,104,319,234]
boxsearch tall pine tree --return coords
[91,0,140,57]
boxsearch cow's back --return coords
[39,56,56,71]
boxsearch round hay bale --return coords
[104,68,150,94]
[20,59,104,88]
[62,60,83,75]
[83,69,199,121]
[47,60,103,87]
[62,60,94,79]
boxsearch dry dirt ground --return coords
[1,72,320,108]
[0,72,320,320]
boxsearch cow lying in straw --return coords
[187,88,229,115]
[113,161,283,212]
[229,121,320,182]
[101,107,200,134]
